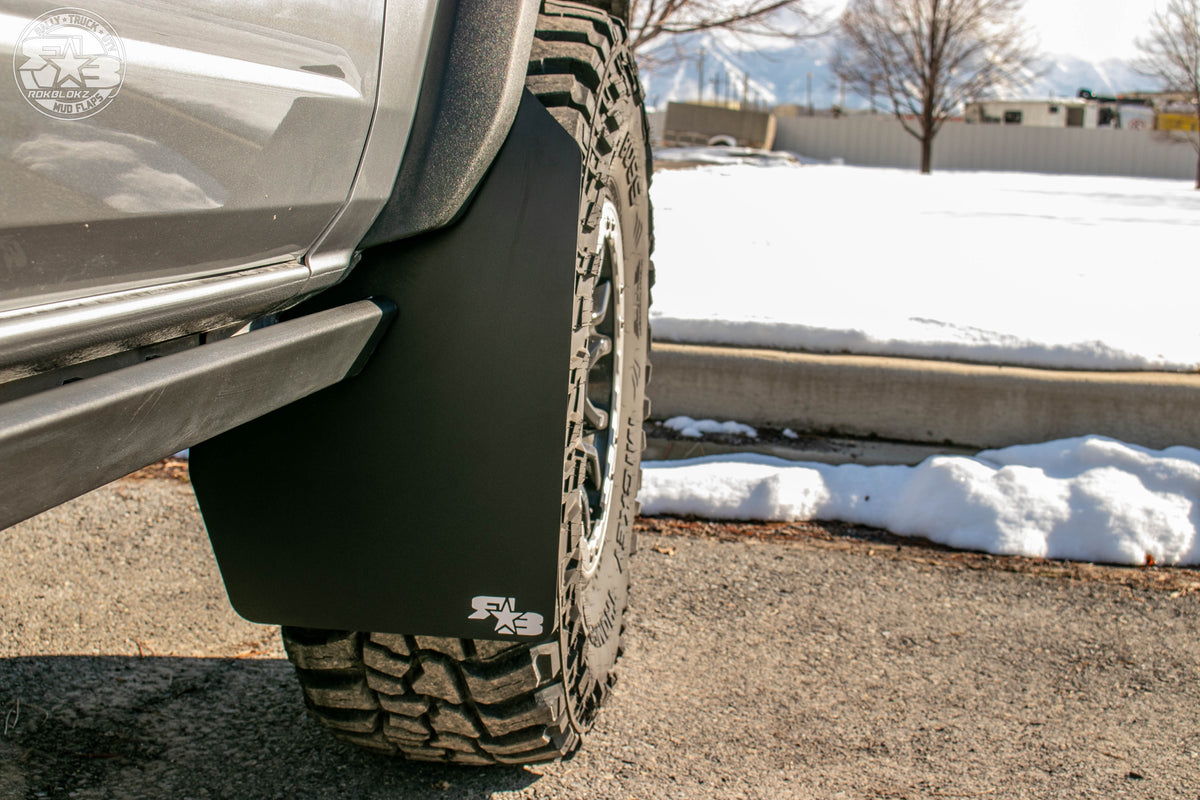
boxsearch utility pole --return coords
[806,72,813,116]
[742,72,749,108]
[697,48,705,103]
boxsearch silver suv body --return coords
[0,0,541,528]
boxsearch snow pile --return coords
[649,165,1200,371]
[663,416,758,438]
[639,436,1200,566]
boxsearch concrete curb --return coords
[649,342,1200,451]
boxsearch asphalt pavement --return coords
[3,473,1200,799]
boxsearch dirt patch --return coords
[636,514,1200,595]
[124,457,189,483]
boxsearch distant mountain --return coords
[1028,58,1152,100]
[637,32,1156,112]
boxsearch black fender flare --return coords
[361,0,631,248]
[361,0,540,247]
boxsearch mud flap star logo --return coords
[468,596,544,636]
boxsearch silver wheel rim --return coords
[581,199,624,579]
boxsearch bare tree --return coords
[833,0,1037,174]
[628,0,821,57]
[1134,0,1200,189]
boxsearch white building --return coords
[964,99,1098,128]
[964,96,1158,130]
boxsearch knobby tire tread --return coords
[281,0,653,765]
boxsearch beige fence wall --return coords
[662,102,777,149]
[647,110,665,146]
[774,115,1198,180]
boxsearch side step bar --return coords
[0,299,393,531]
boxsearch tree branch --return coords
[832,0,1038,172]
[629,0,822,54]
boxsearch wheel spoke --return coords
[584,397,608,430]
[591,281,611,325]
[586,334,611,370]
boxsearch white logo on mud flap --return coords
[14,8,126,120]
[468,596,544,636]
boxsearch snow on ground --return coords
[663,416,758,438]
[640,436,1200,566]
[650,158,1200,371]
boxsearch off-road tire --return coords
[280,0,653,765]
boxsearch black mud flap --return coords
[190,91,581,640]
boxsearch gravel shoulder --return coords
[2,468,1198,799]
